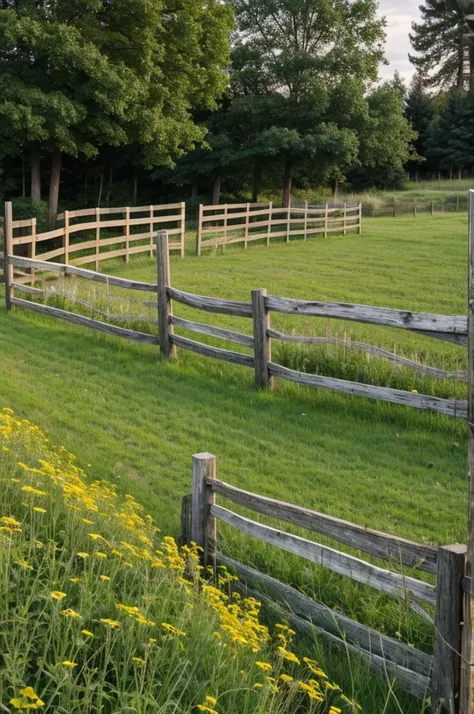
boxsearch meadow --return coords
[0,213,470,712]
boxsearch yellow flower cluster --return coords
[0,408,360,714]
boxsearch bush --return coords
[10,198,49,232]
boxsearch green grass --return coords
[0,213,469,713]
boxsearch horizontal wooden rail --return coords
[234,575,431,699]
[267,329,467,381]
[171,334,254,368]
[268,362,467,418]
[217,554,433,688]
[171,315,254,347]
[265,295,467,342]
[57,202,183,221]
[211,505,436,605]
[167,286,253,317]
[9,256,157,292]
[209,477,438,573]
[10,297,159,344]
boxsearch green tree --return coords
[404,71,434,177]
[228,0,386,205]
[426,91,474,176]
[0,0,233,226]
[409,0,473,92]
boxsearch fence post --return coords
[196,204,203,256]
[413,203,417,218]
[252,288,273,390]
[124,207,130,264]
[95,207,100,271]
[64,210,70,265]
[286,204,290,243]
[325,203,328,238]
[223,204,228,252]
[267,202,272,247]
[343,202,347,236]
[358,203,362,235]
[431,201,434,216]
[432,544,465,713]
[180,201,185,259]
[244,202,249,249]
[149,205,154,259]
[462,188,474,714]
[191,452,216,567]
[30,217,37,282]
[4,202,13,310]
[304,200,308,240]
[156,230,176,359]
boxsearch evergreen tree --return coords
[404,72,434,177]
[409,0,472,92]
[426,91,474,175]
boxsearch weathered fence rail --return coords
[3,201,185,275]
[5,231,468,419]
[180,452,466,710]
[196,201,362,255]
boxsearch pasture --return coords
[0,213,469,712]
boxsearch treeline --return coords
[0,0,473,227]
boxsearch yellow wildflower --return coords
[132,656,145,664]
[21,486,47,496]
[61,608,81,619]
[70,577,81,584]
[32,507,47,514]
[280,674,294,682]
[161,622,187,637]
[0,516,21,527]
[99,575,110,581]
[81,630,94,638]
[61,661,77,669]
[100,618,120,629]
[50,591,67,601]
[255,661,272,672]
[16,558,34,571]
[277,646,300,664]
[76,552,89,559]
[10,686,45,710]
[95,552,107,559]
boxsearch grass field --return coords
[0,213,470,712]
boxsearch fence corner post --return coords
[432,543,465,714]
[252,288,273,391]
[4,201,13,311]
[191,452,216,567]
[156,230,176,360]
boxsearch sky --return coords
[378,0,421,84]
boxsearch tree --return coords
[426,91,474,176]
[228,0,386,205]
[0,0,233,226]
[404,71,434,177]
[409,0,473,92]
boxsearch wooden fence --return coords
[4,231,468,419]
[179,452,465,711]
[3,201,185,274]
[196,202,362,255]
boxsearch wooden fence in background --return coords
[196,202,362,255]
[2,202,185,275]
[4,231,468,419]
[179,452,465,711]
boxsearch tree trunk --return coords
[252,163,261,203]
[212,175,221,205]
[191,181,198,200]
[333,178,339,202]
[132,173,138,205]
[106,165,114,206]
[457,43,465,90]
[459,167,463,180]
[22,156,26,199]
[31,151,41,201]
[48,149,62,230]
[470,44,474,94]
[281,158,292,208]
[97,169,104,206]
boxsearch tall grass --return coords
[0,408,361,714]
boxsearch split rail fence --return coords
[179,452,465,712]
[4,231,468,419]
[196,201,362,255]
[2,201,185,277]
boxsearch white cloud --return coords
[377,0,421,84]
